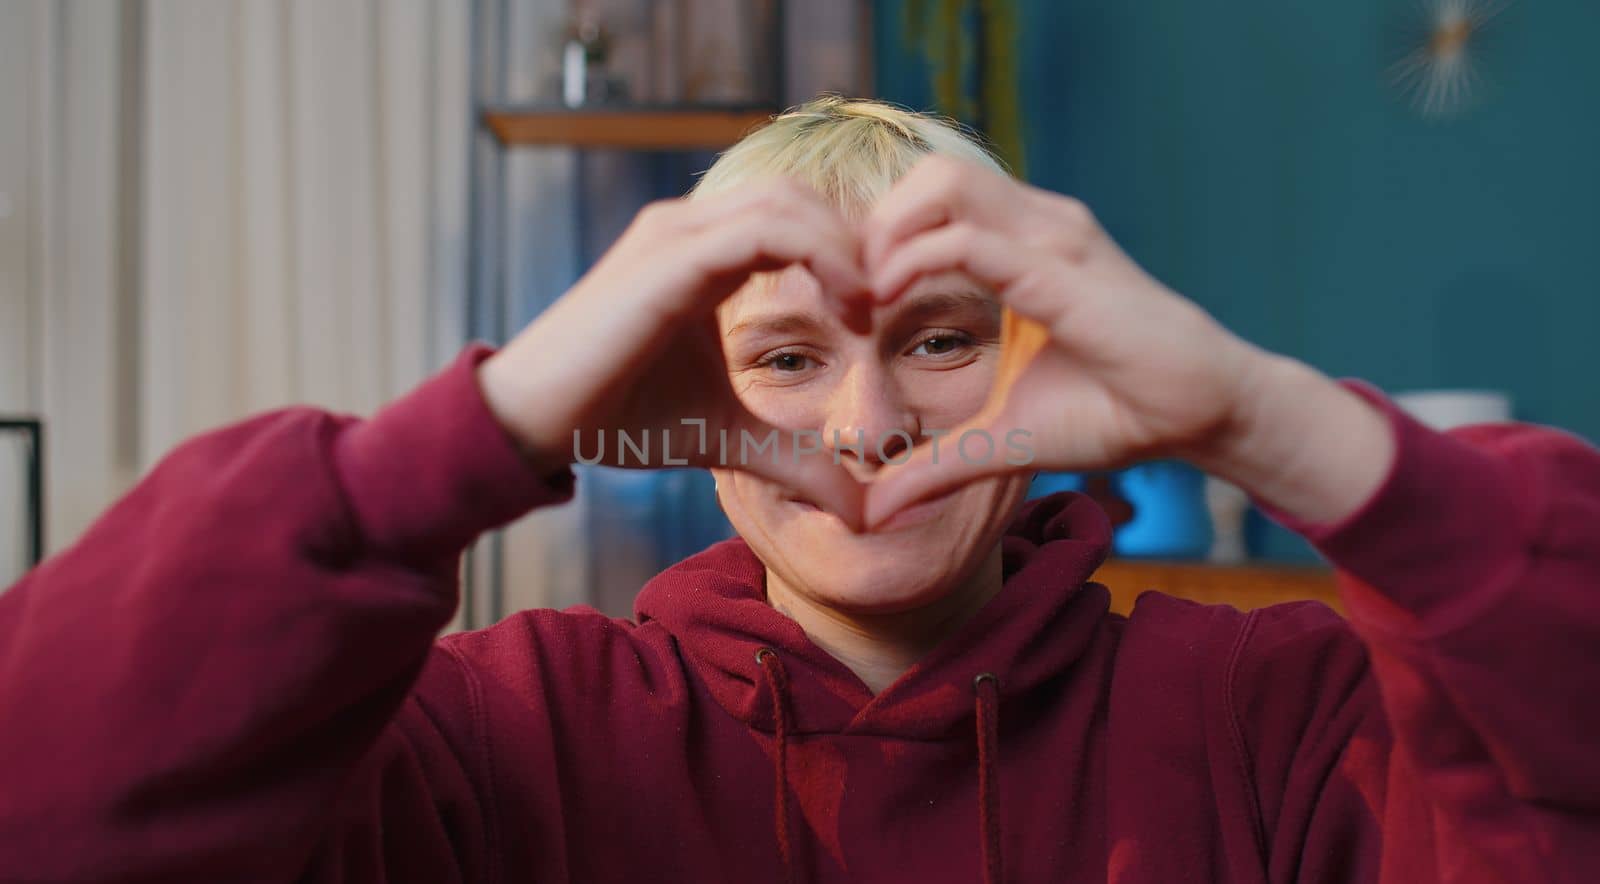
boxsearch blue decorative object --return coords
[1112,460,1212,559]
[1244,505,1326,565]
[1025,470,1084,499]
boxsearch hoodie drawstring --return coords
[756,650,1003,884]
[974,672,1003,884]
[757,648,796,884]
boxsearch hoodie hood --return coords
[634,491,1115,741]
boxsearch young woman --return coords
[3,97,1596,883]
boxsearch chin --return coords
[718,473,1031,615]
[784,530,965,613]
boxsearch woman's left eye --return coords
[909,332,974,358]
[768,353,811,372]
[755,349,819,375]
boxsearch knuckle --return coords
[635,199,678,231]
[924,153,963,176]
[774,178,812,203]
[909,154,960,191]
[1010,269,1050,305]
[930,159,967,193]
[1053,192,1085,212]
[946,221,982,248]
[1038,197,1097,260]
[749,185,793,218]
[1041,230,1090,264]
[765,177,810,204]
[1054,195,1094,227]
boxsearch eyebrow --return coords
[723,312,831,339]
[722,290,1000,339]
[892,290,1001,325]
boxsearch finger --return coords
[870,223,1080,336]
[680,208,870,318]
[861,155,1014,277]
[645,179,871,317]
[862,415,1026,530]
[721,417,867,532]
[684,179,868,291]
[871,223,1021,301]
[646,178,829,235]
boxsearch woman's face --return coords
[714,266,1031,614]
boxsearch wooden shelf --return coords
[1089,559,1341,616]
[483,106,777,150]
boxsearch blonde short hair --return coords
[691,96,1007,217]
[694,96,1045,381]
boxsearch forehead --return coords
[717,267,997,333]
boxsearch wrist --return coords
[1186,354,1396,526]
[476,353,576,477]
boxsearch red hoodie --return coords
[2,344,1598,884]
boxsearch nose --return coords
[821,362,920,470]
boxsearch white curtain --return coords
[3,0,869,615]
[0,0,472,588]
[140,0,472,460]
[1,1,139,576]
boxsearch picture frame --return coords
[0,417,44,586]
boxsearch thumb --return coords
[864,416,1029,529]
[866,311,1049,528]
[721,416,868,532]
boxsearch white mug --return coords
[1392,390,1513,431]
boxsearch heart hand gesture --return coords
[858,157,1271,526]
[479,181,873,527]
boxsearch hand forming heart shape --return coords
[854,156,1266,528]
[479,155,1268,533]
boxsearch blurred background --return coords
[2,0,1596,624]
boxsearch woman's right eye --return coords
[759,350,816,373]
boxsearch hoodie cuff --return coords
[1256,379,1528,628]
[333,343,576,565]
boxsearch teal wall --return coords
[877,1,1600,441]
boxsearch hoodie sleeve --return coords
[0,344,573,884]
[1235,382,1600,883]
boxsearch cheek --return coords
[733,358,999,434]
[731,381,830,432]
[902,363,998,427]
[710,468,777,526]
[710,467,747,505]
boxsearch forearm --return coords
[1215,352,1600,874]
[0,344,569,882]
[1247,363,1600,806]
[477,334,586,477]
[1186,352,1397,527]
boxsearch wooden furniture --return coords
[483,106,777,150]
[1089,558,1342,616]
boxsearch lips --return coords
[784,489,950,532]
[873,494,947,531]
